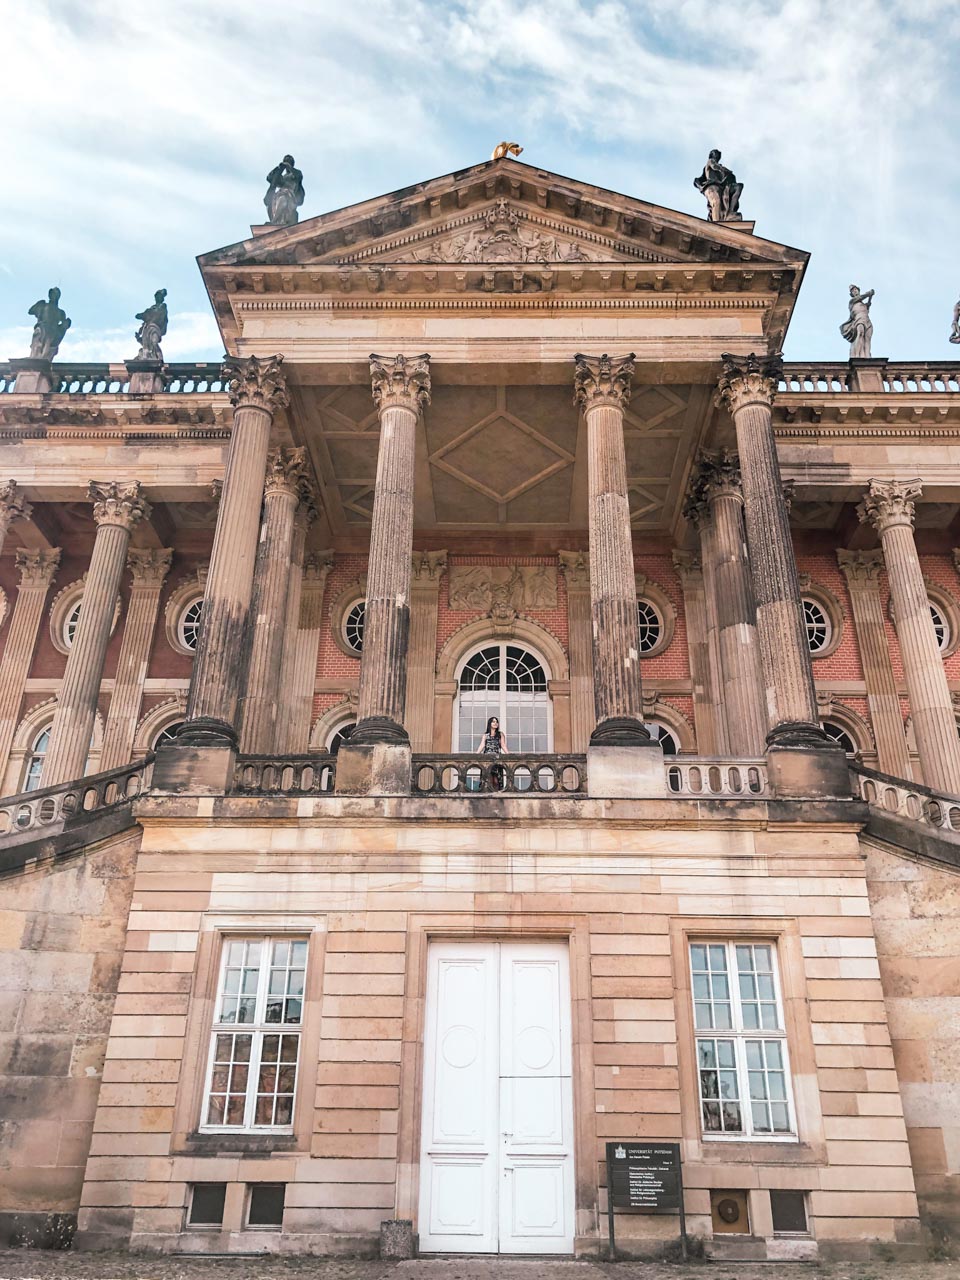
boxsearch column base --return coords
[175,716,237,749]
[766,740,852,800]
[334,741,411,797]
[587,742,666,798]
[9,358,54,393]
[151,740,237,795]
[348,715,410,746]
[589,715,652,747]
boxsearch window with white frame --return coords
[455,642,550,752]
[343,600,365,654]
[690,941,795,1140]
[802,597,831,654]
[24,725,51,792]
[636,599,663,653]
[63,599,83,648]
[929,599,950,652]
[202,937,307,1130]
[179,598,204,652]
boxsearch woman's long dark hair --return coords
[484,716,501,741]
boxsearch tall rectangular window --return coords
[202,937,307,1130]
[689,941,796,1140]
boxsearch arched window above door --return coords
[455,642,551,753]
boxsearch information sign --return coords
[604,1141,687,1260]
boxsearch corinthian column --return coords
[350,354,430,746]
[858,480,960,794]
[573,353,650,747]
[44,483,150,786]
[688,451,766,756]
[559,550,594,752]
[716,354,826,749]
[240,447,308,753]
[0,481,31,551]
[0,549,60,788]
[99,548,172,771]
[405,550,447,751]
[672,550,723,755]
[837,550,911,779]
[280,553,332,752]
[180,355,288,748]
[276,495,318,752]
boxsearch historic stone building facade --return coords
[1,156,958,1259]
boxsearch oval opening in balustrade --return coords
[513,765,532,792]
[103,782,119,805]
[882,787,900,813]
[440,765,460,792]
[61,792,79,815]
[688,767,703,794]
[82,787,100,811]
[905,794,922,820]
[300,766,315,791]
[726,767,743,793]
[747,767,762,793]
[948,806,960,829]
[38,797,58,823]
[126,773,142,798]
[925,799,944,826]
[464,765,483,793]
[560,765,582,792]
[862,779,877,804]
[0,810,10,834]
[706,765,721,793]
[15,803,33,829]
[240,765,258,790]
[261,765,277,791]
[318,765,334,793]
[281,765,296,792]
[415,764,436,792]
[537,766,557,792]
[666,765,682,793]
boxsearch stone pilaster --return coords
[573,353,650,749]
[276,494,318,753]
[0,481,31,552]
[350,354,430,748]
[179,354,289,754]
[99,549,172,771]
[858,480,960,794]
[281,553,332,753]
[405,550,447,751]
[44,483,150,787]
[0,548,60,788]
[683,498,729,756]
[240,447,308,753]
[837,550,911,779]
[688,451,766,757]
[672,549,723,755]
[559,550,593,753]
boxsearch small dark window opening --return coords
[188,1183,226,1227]
[247,1182,285,1228]
[770,1189,808,1234]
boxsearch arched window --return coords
[802,598,831,654]
[327,721,356,753]
[929,599,950,653]
[821,720,857,756]
[637,600,663,654]
[456,642,550,752]
[645,721,678,755]
[178,599,204,652]
[153,721,184,750]
[24,726,51,792]
[63,599,83,648]
[343,601,365,655]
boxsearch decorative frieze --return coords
[448,564,557,611]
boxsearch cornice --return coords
[232,293,770,313]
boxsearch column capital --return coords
[559,548,590,587]
[573,352,636,411]
[88,481,151,530]
[716,351,783,415]
[15,546,60,587]
[411,549,447,581]
[672,548,703,586]
[857,478,922,534]
[224,354,289,415]
[0,479,32,527]
[837,548,884,587]
[264,446,308,499]
[369,353,431,414]
[304,551,334,585]
[127,547,173,586]
[692,450,743,506]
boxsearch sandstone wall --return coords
[0,826,140,1247]
[865,841,960,1245]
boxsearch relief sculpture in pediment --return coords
[389,200,603,265]
[449,564,558,611]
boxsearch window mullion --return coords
[733,1034,752,1138]
[246,1030,263,1129]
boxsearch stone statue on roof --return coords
[27,287,71,361]
[693,149,743,222]
[134,289,168,362]
[950,295,960,345]
[840,284,875,359]
[264,155,305,227]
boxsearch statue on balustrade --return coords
[264,155,305,227]
[950,295,960,345]
[840,284,875,359]
[693,149,743,222]
[133,289,168,362]
[27,287,71,361]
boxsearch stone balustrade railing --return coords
[778,362,960,394]
[0,361,230,395]
[232,755,336,795]
[851,763,960,839]
[0,756,153,846]
[413,753,587,796]
[666,757,768,797]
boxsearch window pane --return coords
[770,1189,808,1234]
[247,1183,285,1228]
[189,1183,226,1226]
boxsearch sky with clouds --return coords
[2,0,957,364]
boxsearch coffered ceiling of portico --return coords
[291,380,709,534]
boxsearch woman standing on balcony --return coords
[477,716,508,790]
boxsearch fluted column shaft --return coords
[859,481,960,794]
[0,549,60,788]
[717,354,822,744]
[573,354,649,745]
[276,503,315,752]
[673,550,723,755]
[282,555,332,752]
[44,483,150,786]
[559,551,594,752]
[405,551,447,751]
[100,549,172,770]
[353,354,431,745]
[837,550,911,778]
[241,449,307,753]
[182,356,289,746]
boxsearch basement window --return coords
[188,1183,226,1227]
[770,1189,809,1235]
[247,1183,285,1229]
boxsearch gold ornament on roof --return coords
[491,142,523,160]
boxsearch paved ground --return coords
[0,1256,958,1280]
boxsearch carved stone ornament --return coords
[672,549,702,585]
[558,549,589,587]
[690,450,743,506]
[133,289,168,363]
[950,296,960,345]
[715,351,783,415]
[369,353,432,413]
[390,199,605,266]
[448,564,558,612]
[88,480,151,530]
[693,150,744,223]
[127,547,173,586]
[264,446,308,497]
[224,354,290,414]
[0,479,32,528]
[304,552,334,584]
[15,546,60,587]
[411,550,448,581]
[857,478,922,534]
[573,352,636,411]
[840,285,875,359]
[837,548,883,586]
[27,287,71,361]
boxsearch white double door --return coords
[418,940,575,1254]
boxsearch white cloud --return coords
[0,312,222,364]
